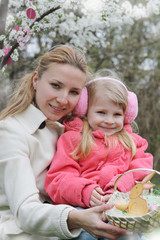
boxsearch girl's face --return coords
[87,96,124,136]
[33,63,86,121]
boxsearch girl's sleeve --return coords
[129,134,153,177]
[45,131,99,208]
[0,120,81,238]
[103,135,153,193]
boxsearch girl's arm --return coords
[45,131,99,207]
[129,134,153,174]
[101,134,153,193]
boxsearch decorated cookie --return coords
[127,171,156,216]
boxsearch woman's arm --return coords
[0,118,131,239]
[0,119,80,239]
[67,204,131,239]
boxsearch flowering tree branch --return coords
[1,0,160,72]
[0,5,60,69]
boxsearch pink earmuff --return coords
[73,78,138,124]
[72,86,88,117]
[124,91,138,124]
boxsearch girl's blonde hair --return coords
[72,70,137,160]
[0,45,89,120]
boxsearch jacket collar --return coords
[14,104,47,134]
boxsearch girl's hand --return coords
[90,187,104,207]
[67,203,132,240]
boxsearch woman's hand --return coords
[67,203,131,240]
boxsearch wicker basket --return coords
[105,168,160,232]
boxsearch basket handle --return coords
[114,168,160,191]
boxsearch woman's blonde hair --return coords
[0,45,89,120]
[72,70,137,160]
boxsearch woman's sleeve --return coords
[45,131,98,208]
[0,120,81,238]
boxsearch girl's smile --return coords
[87,96,124,136]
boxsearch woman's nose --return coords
[56,92,68,105]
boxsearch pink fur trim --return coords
[124,91,138,123]
[73,87,88,117]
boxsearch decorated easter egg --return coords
[115,200,128,211]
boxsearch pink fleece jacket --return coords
[45,117,153,208]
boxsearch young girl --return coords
[45,73,153,206]
[45,72,153,240]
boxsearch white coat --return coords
[0,104,81,240]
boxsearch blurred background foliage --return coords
[0,1,159,171]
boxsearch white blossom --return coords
[11,49,19,61]
[1,0,160,65]
[0,35,5,41]
[0,50,4,58]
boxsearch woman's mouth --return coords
[49,104,66,113]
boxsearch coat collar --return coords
[14,104,47,134]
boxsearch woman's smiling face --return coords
[33,63,86,121]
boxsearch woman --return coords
[0,45,130,240]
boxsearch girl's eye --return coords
[114,113,123,116]
[51,83,60,89]
[97,111,105,114]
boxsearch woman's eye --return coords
[51,83,60,89]
[70,90,79,95]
